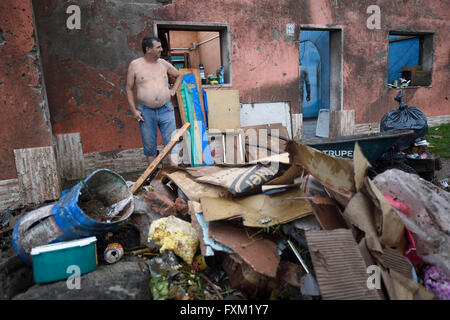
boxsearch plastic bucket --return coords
[13,169,134,264]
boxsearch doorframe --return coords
[298,25,343,113]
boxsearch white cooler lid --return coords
[31,236,97,255]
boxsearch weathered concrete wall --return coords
[0,0,53,180]
[27,0,450,158]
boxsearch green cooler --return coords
[31,236,98,283]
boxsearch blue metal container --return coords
[13,169,133,264]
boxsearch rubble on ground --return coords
[1,137,449,301]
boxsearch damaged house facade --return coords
[0,0,449,211]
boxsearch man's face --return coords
[147,40,163,58]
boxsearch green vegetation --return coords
[426,123,450,158]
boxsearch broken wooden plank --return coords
[14,146,61,205]
[55,133,85,180]
[130,122,190,194]
[0,178,22,212]
[84,147,148,175]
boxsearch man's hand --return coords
[169,87,177,96]
[133,109,144,122]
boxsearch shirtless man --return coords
[126,36,182,166]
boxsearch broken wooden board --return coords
[14,146,61,205]
[305,229,381,300]
[209,221,280,278]
[205,89,240,132]
[130,122,190,193]
[200,188,312,228]
[55,132,85,180]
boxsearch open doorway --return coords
[300,28,342,139]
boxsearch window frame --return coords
[154,21,232,87]
[387,31,434,88]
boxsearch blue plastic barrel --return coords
[13,169,134,264]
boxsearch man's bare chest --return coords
[135,62,168,85]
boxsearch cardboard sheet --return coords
[306,197,349,230]
[305,229,381,300]
[363,177,405,248]
[353,142,371,192]
[161,171,228,202]
[205,89,240,131]
[200,189,312,228]
[286,141,355,204]
[195,163,283,196]
[343,191,383,253]
[209,221,280,277]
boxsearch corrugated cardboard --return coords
[305,229,381,300]
[200,189,312,228]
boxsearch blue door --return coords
[300,40,322,118]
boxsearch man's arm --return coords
[126,61,144,122]
[165,61,182,96]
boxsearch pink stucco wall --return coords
[1,0,448,180]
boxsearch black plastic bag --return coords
[380,91,428,151]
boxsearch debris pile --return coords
[2,133,449,301]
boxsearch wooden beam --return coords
[130,122,190,194]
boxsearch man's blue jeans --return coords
[137,101,177,157]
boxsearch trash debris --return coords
[208,221,280,278]
[104,243,124,264]
[148,216,199,265]
[287,140,356,206]
[201,189,312,228]
[30,236,98,284]
[161,170,228,202]
[13,169,133,263]
[373,169,450,276]
[380,91,428,152]
[423,265,450,300]
[305,229,381,300]
[286,239,320,297]
[195,163,285,196]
